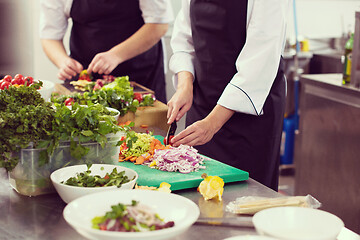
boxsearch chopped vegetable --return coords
[119,134,169,165]
[147,145,206,174]
[135,182,171,193]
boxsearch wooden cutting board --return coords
[118,136,249,191]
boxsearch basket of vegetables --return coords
[0,82,129,196]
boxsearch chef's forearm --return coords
[109,23,168,63]
[206,105,235,133]
[41,39,69,68]
[176,71,194,91]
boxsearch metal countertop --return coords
[0,168,279,240]
[1,169,357,240]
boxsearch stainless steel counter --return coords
[296,74,360,234]
[0,168,280,240]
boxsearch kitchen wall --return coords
[286,0,360,43]
[1,0,359,84]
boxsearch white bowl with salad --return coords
[51,164,138,203]
[63,189,200,240]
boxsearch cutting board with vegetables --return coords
[118,136,249,191]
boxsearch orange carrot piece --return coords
[124,155,133,161]
[135,156,145,165]
[130,156,137,162]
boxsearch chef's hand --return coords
[170,105,235,147]
[58,57,83,81]
[87,51,121,75]
[167,71,194,124]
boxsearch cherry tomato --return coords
[133,92,143,102]
[93,81,103,91]
[0,81,10,90]
[3,75,12,82]
[64,97,75,106]
[11,78,19,85]
[163,136,174,146]
[24,76,34,85]
[14,74,25,85]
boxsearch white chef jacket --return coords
[170,0,289,116]
[39,0,174,40]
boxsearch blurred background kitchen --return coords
[0,0,359,234]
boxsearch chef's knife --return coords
[165,121,177,145]
[195,217,254,228]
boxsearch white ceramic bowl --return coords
[38,79,55,101]
[63,189,200,240]
[105,106,120,120]
[252,207,344,240]
[51,164,138,203]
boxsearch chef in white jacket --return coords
[167,0,289,190]
[40,0,173,103]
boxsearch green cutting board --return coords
[118,136,249,191]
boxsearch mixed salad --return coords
[92,201,175,232]
[51,75,155,116]
[61,164,132,188]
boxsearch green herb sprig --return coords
[61,164,131,188]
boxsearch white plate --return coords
[51,164,138,203]
[63,189,200,240]
[253,207,344,240]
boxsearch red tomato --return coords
[163,136,174,146]
[64,97,75,106]
[0,81,11,90]
[133,92,143,102]
[11,78,19,85]
[14,74,25,85]
[24,76,34,85]
[3,75,12,82]
[93,82,102,91]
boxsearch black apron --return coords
[188,0,285,190]
[69,0,166,103]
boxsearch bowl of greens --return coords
[63,189,200,240]
[51,164,138,203]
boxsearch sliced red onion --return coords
[148,145,206,173]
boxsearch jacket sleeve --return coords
[39,0,70,40]
[139,0,174,24]
[217,0,288,115]
[169,0,195,88]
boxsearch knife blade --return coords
[165,121,177,145]
[195,217,254,228]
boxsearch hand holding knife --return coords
[165,121,177,145]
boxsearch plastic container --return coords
[280,116,295,165]
[8,132,124,197]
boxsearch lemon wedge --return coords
[198,173,224,201]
